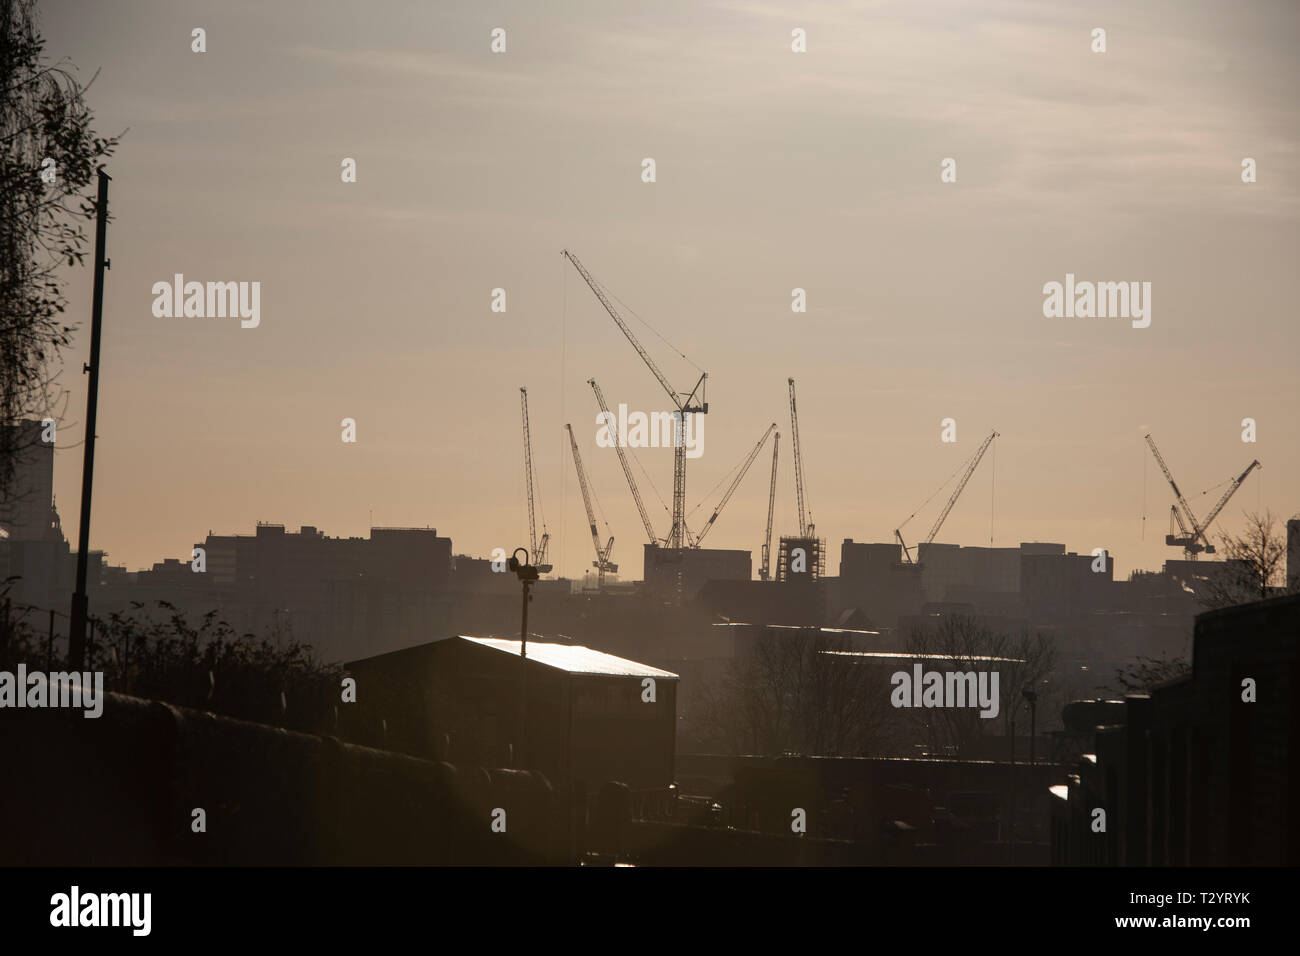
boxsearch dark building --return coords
[95,523,457,661]
[696,578,826,626]
[0,420,74,626]
[838,539,923,630]
[642,543,750,601]
[0,419,58,543]
[1052,592,1300,865]
[1021,546,1114,620]
[346,635,679,794]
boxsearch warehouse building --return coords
[346,635,678,794]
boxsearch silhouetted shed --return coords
[346,636,678,793]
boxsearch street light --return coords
[1023,688,1038,767]
[507,547,537,768]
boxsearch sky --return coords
[35,0,1300,581]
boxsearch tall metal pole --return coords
[519,574,531,766]
[68,168,110,671]
[1027,693,1037,767]
[509,547,537,769]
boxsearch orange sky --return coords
[37,0,1299,581]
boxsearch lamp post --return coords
[507,547,538,768]
[1023,688,1038,767]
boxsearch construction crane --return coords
[788,378,812,537]
[896,429,998,565]
[1145,433,1260,558]
[563,249,707,549]
[589,378,659,545]
[1199,459,1261,540]
[759,431,780,581]
[565,424,617,589]
[519,387,551,573]
[695,423,777,547]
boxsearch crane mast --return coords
[563,249,707,549]
[1145,434,1206,554]
[589,378,658,544]
[695,423,776,547]
[566,424,616,589]
[760,431,780,581]
[519,388,551,573]
[788,378,811,537]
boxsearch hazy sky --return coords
[38,0,1299,581]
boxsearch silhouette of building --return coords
[642,543,749,601]
[1051,592,1300,865]
[346,636,678,794]
[0,420,75,629]
[0,420,59,543]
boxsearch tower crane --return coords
[694,423,777,547]
[519,387,551,573]
[896,429,998,565]
[1145,433,1260,558]
[589,378,659,545]
[760,431,780,581]
[566,424,617,589]
[563,250,707,549]
[788,378,812,538]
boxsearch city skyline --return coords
[35,0,1300,580]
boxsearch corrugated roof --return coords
[460,636,678,679]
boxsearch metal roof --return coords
[460,637,678,679]
[821,650,1027,663]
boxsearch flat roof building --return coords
[346,635,679,794]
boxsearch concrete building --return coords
[346,635,679,793]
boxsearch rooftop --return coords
[461,636,679,679]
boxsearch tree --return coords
[1,0,119,504]
[1201,509,1295,609]
[904,615,1057,758]
[1107,653,1190,695]
[0,587,343,735]
[695,628,894,757]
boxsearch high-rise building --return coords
[0,420,60,542]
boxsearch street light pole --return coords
[1024,689,1038,767]
[508,547,538,768]
[69,168,111,671]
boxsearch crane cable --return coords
[898,446,978,531]
[591,272,704,376]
